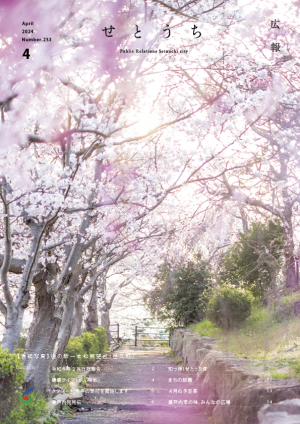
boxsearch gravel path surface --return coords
[58,344,210,424]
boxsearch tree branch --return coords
[0,298,7,316]
[64,187,124,214]
[222,173,282,218]
[0,255,26,274]
[0,178,14,310]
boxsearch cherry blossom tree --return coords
[0,0,251,396]
[171,0,300,289]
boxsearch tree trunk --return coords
[51,266,81,368]
[51,287,77,369]
[71,296,84,337]
[85,280,98,332]
[70,269,88,337]
[283,216,298,289]
[100,306,111,345]
[2,277,34,353]
[1,307,24,353]
[23,268,61,397]
[238,205,249,234]
[2,221,46,353]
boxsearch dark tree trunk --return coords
[51,266,81,368]
[97,272,111,344]
[23,266,61,398]
[2,270,41,353]
[71,296,84,337]
[100,306,111,345]
[51,287,77,369]
[85,280,98,332]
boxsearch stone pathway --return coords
[58,344,209,424]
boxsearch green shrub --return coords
[79,376,88,388]
[93,326,108,353]
[273,302,295,323]
[189,319,221,337]
[144,254,212,327]
[206,285,254,330]
[43,412,58,424]
[0,347,49,424]
[0,346,26,423]
[219,220,284,298]
[81,332,98,353]
[0,347,48,424]
[15,348,24,357]
[64,336,85,368]
[81,332,99,364]
[19,391,47,424]
[64,326,108,367]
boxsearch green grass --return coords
[280,290,300,305]
[59,404,75,418]
[291,359,300,375]
[142,341,169,347]
[157,341,169,347]
[270,372,290,379]
[189,319,221,338]
[79,375,88,388]
[190,290,300,379]
[43,413,59,424]
[210,301,300,361]
[50,368,82,393]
